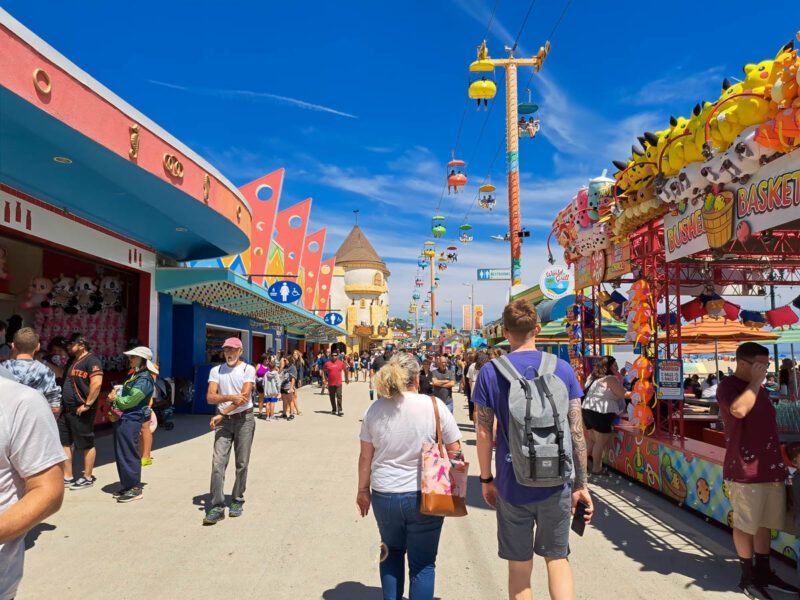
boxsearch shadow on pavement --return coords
[321,581,441,599]
[587,475,773,595]
[69,415,213,474]
[24,522,56,550]
[464,475,493,511]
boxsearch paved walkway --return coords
[20,380,797,599]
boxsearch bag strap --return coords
[430,396,445,457]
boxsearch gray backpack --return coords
[491,353,574,487]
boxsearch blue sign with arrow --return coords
[323,313,343,326]
[268,280,302,304]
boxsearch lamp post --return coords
[463,282,474,334]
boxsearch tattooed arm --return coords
[567,397,588,490]
[567,397,593,522]
[475,404,498,508]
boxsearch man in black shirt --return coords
[58,333,104,490]
[418,358,434,395]
[431,355,456,412]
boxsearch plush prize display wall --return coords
[32,249,140,371]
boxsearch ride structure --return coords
[432,215,446,238]
[459,223,473,243]
[447,152,467,194]
[479,180,496,210]
[468,40,550,286]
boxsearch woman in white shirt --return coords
[357,353,462,600]
[582,356,629,475]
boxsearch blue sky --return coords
[8,0,800,325]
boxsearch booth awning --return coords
[156,268,346,342]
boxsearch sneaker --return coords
[117,487,143,503]
[229,501,244,517]
[69,476,96,490]
[337,411,343,417]
[331,410,336,415]
[112,487,130,498]
[757,569,799,594]
[288,415,295,421]
[63,477,74,488]
[141,458,153,466]
[202,507,226,525]
[738,579,774,599]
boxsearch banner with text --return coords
[664,148,800,261]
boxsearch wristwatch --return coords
[479,475,494,484]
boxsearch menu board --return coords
[656,359,684,400]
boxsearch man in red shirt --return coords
[717,342,798,598]
[323,351,349,416]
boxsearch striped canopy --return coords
[537,317,628,343]
[681,341,739,354]
[679,318,779,343]
[770,328,800,344]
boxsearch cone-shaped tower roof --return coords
[334,225,389,275]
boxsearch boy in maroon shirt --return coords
[717,342,798,598]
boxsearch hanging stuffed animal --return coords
[49,276,77,314]
[19,277,53,311]
[74,276,102,314]
[699,292,726,318]
[98,275,123,312]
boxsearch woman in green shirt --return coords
[108,346,156,503]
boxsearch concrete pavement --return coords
[19,380,797,599]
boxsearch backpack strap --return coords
[533,377,569,478]
[538,352,558,376]
[493,356,539,479]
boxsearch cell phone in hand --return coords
[571,501,588,536]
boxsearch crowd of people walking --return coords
[7,299,800,600]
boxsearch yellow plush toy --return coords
[681,102,716,164]
[662,115,691,175]
[715,78,747,146]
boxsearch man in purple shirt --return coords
[472,299,592,600]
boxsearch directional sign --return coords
[323,312,343,326]
[477,268,511,281]
[267,280,302,304]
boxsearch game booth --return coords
[546,32,800,561]
[0,11,254,422]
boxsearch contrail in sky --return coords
[148,79,357,119]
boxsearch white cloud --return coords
[148,79,357,119]
[365,146,394,153]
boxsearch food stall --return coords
[546,32,800,560]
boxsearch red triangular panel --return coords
[300,229,326,311]
[238,169,284,286]
[270,198,312,286]
[315,257,336,314]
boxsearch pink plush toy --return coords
[19,277,53,311]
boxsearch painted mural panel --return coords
[605,429,797,560]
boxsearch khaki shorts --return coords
[727,480,785,535]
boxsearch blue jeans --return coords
[371,491,444,600]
